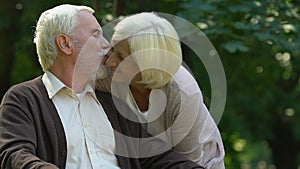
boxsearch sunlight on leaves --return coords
[234,139,247,152]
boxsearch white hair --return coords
[33,4,94,71]
[111,12,182,89]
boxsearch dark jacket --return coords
[0,77,203,169]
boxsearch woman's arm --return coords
[169,66,225,168]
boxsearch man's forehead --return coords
[77,11,100,28]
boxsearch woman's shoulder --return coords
[169,66,201,96]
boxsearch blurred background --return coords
[0,0,299,168]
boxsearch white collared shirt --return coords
[42,71,120,169]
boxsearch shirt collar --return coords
[84,82,98,102]
[42,71,98,102]
[42,71,65,99]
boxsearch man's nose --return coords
[101,37,110,49]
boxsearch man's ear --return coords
[56,34,72,55]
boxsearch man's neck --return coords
[49,69,89,94]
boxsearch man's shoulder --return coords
[2,76,44,102]
[9,76,43,93]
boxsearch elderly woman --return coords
[97,12,225,169]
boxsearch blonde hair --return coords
[111,12,182,89]
[33,4,94,71]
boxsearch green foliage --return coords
[178,0,300,168]
[222,40,249,53]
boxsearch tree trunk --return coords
[92,0,100,14]
[113,0,126,16]
[0,0,20,99]
[268,115,299,169]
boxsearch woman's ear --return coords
[56,34,72,55]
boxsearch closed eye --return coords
[111,47,124,61]
[92,29,102,38]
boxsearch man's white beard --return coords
[95,64,110,79]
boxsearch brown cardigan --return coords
[0,77,203,169]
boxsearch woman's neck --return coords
[129,84,151,112]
